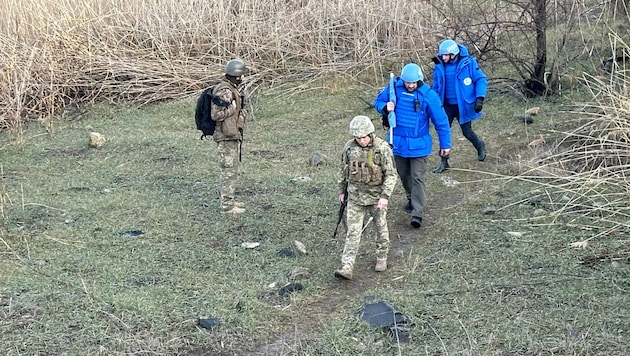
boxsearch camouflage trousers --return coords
[217,140,241,210]
[340,201,390,269]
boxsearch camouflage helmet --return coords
[225,59,246,76]
[349,115,375,137]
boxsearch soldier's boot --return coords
[432,155,450,173]
[404,200,413,214]
[375,258,388,272]
[477,141,487,161]
[222,206,246,214]
[334,265,353,280]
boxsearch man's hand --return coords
[377,198,389,210]
[440,148,451,157]
[474,97,484,113]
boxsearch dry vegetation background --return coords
[0,0,444,133]
[1,0,622,130]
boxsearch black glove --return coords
[381,105,390,128]
[474,97,484,113]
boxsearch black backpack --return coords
[194,86,217,140]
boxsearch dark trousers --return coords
[394,155,427,218]
[443,103,484,151]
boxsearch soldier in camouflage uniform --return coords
[334,116,398,280]
[211,59,248,214]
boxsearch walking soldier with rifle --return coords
[334,116,398,280]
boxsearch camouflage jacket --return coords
[210,77,246,142]
[337,135,397,206]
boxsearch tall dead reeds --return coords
[526,63,630,240]
[0,0,443,131]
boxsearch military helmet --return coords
[400,63,424,82]
[349,115,375,137]
[438,39,460,56]
[225,59,246,76]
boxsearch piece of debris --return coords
[290,267,310,279]
[277,247,295,257]
[533,208,546,216]
[291,176,312,184]
[120,230,144,238]
[293,240,307,254]
[358,299,413,342]
[232,291,245,309]
[278,282,303,296]
[528,135,546,147]
[570,240,589,250]
[525,107,540,115]
[241,242,261,249]
[308,152,324,166]
[480,206,497,215]
[89,132,106,148]
[513,114,534,124]
[197,317,220,330]
[506,231,524,238]
[440,176,460,187]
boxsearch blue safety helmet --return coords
[438,39,460,56]
[400,63,424,83]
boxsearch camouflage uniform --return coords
[335,116,397,279]
[210,63,247,213]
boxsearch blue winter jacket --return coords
[432,43,488,124]
[374,80,451,158]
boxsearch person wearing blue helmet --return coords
[374,63,451,228]
[431,39,488,173]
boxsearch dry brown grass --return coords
[517,64,630,241]
[0,0,449,131]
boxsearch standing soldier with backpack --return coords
[211,59,248,214]
[431,39,488,173]
[374,63,451,228]
[334,116,398,280]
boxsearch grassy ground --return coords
[1,80,628,355]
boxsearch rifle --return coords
[238,128,243,162]
[332,188,348,239]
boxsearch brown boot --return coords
[334,265,353,280]
[233,201,246,208]
[222,206,246,214]
[375,258,387,272]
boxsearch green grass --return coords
[1,81,628,355]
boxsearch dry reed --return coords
[0,0,447,130]
[522,63,630,240]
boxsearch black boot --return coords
[432,155,450,173]
[404,200,413,214]
[477,141,486,161]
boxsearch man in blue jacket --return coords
[431,39,488,173]
[374,63,451,228]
